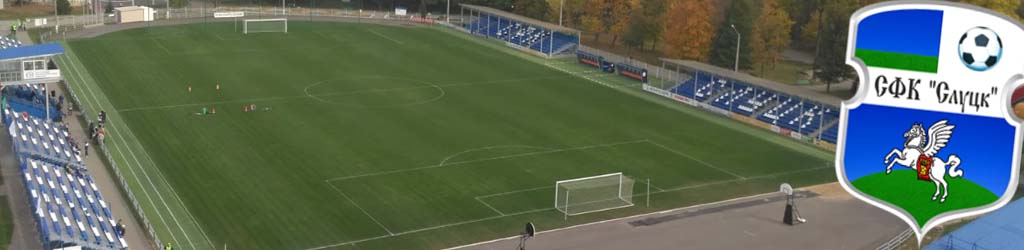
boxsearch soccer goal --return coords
[244,18,288,34]
[555,173,635,218]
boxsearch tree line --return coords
[463,0,1023,90]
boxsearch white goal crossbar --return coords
[243,18,288,34]
[554,172,634,218]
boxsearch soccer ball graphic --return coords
[958,27,1002,71]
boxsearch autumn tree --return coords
[580,0,609,41]
[750,0,795,75]
[606,0,634,47]
[709,0,757,70]
[661,0,716,61]
[958,0,1021,20]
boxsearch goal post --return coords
[555,173,635,218]
[243,18,288,34]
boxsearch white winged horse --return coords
[882,120,963,203]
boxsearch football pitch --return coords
[56,21,835,250]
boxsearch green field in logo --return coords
[852,170,999,227]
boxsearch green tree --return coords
[105,1,114,14]
[621,0,666,51]
[513,0,551,20]
[799,10,820,46]
[661,0,715,61]
[813,0,857,92]
[709,0,756,70]
[56,0,72,15]
[170,0,190,8]
[750,0,794,75]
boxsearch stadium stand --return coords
[653,59,841,143]
[4,107,127,249]
[0,36,23,50]
[4,84,63,121]
[461,5,580,56]
[925,198,1024,250]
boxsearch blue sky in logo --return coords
[843,104,1015,196]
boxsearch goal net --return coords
[244,18,288,34]
[555,173,635,217]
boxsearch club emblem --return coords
[837,1,1023,243]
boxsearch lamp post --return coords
[559,0,564,26]
[730,24,740,72]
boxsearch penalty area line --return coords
[306,165,832,250]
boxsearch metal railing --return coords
[59,74,162,249]
[876,228,913,250]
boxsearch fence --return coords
[34,5,442,42]
[38,6,450,248]
[58,76,162,249]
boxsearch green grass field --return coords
[56,21,835,250]
[852,170,999,227]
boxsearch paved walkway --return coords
[451,183,909,250]
[0,30,155,250]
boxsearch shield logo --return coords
[837,1,1023,243]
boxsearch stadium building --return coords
[2,1,1005,250]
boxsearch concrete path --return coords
[451,183,909,250]
[0,30,156,250]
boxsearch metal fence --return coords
[58,76,161,249]
[40,7,448,248]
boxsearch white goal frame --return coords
[243,18,288,34]
[554,172,635,218]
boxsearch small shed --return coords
[115,6,154,23]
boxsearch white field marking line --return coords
[61,55,192,247]
[325,139,649,182]
[442,178,827,250]
[325,181,394,235]
[213,33,242,41]
[367,29,403,44]
[474,185,551,199]
[659,166,830,193]
[69,53,213,250]
[304,77,447,107]
[117,74,574,112]
[65,51,216,249]
[152,38,174,55]
[304,207,555,250]
[475,196,504,216]
[309,165,833,250]
[474,176,664,201]
[645,140,746,180]
[437,145,554,166]
[559,67,621,89]
[56,54,188,247]
[644,178,666,192]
